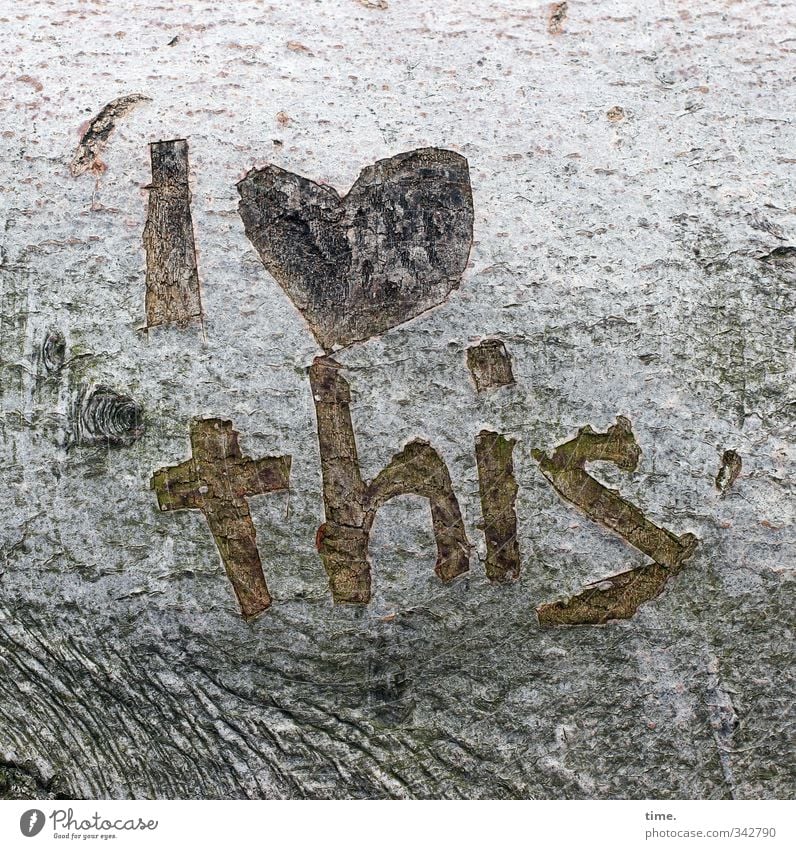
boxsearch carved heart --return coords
[237,148,474,349]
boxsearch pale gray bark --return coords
[0,0,793,799]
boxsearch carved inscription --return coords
[309,357,470,603]
[237,148,474,350]
[143,139,203,328]
[151,419,291,618]
[475,431,520,582]
[533,417,698,625]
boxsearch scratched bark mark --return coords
[237,148,474,349]
[534,418,698,625]
[467,339,515,391]
[716,450,742,497]
[143,139,203,328]
[309,357,469,603]
[152,419,291,618]
[69,94,151,176]
[475,430,520,582]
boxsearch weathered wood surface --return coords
[0,0,794,799]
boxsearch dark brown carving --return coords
[475,431,520,582]
[70,94,151,176]
[309,357,470,603]
[237,148,474,350]
[533,417,698,625]
[143,139,203,328]
[151,419,291,618]
[467,339,515,391]
[716,449,742,496]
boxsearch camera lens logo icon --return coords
[20,810,46,837]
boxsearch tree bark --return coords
[0,0,793,799]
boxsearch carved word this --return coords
[152,356,697,625]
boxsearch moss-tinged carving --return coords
[143,139,203,328]
[309,356,470,603]
[151,419,291,618]
[71,385,144,448]
[475,430,520,581]
[533,417,698,625]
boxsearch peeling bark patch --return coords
[40,329,65,374]
[237,148,474,350]
[475,431,520,582]
[143,139,203,328]
[548,2,568,35]
[71,385,144,448]
[533,417,698,625]
[716,449,742,496]
[70,94,150,176]
[151,419,291,619]
[467,339,515,391]
[309,357,470,603]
